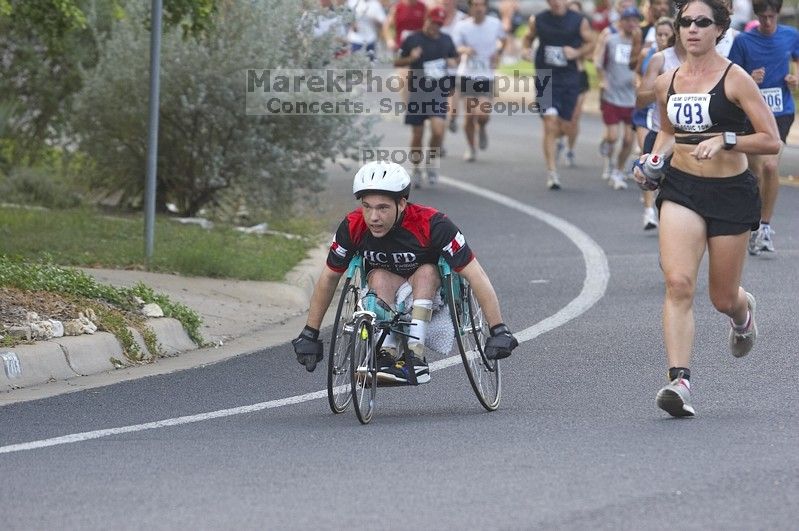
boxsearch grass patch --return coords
[0,206,322,281]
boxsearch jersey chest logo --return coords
[363,250,417,265]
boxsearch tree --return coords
[0,0,217,165]
[71,0,377,217]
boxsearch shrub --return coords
[71,0,377,217]
[0,166,83,208]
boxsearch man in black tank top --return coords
[522,0,595,190]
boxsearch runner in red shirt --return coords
[385,0,427,51]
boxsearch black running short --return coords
[656,167,761,237]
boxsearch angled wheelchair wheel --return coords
[350,316,377,424]
[446,274,501,411]
[327,272,361,414]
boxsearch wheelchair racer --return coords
[292,161,518,383]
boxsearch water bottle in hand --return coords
[633,154,665,191]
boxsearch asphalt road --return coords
[1,112,798,530]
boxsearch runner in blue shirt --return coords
[728,0,799,256]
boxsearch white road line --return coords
[438,176,609,344]
[0,178,608,455]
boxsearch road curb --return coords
[1,317,196,392]
[57,332,124,376]
[1,241,328,394]
[1,342,78,390]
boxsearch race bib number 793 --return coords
[667,93,712,132]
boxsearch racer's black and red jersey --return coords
[326,203,474,278]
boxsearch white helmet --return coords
[352,161,411,199]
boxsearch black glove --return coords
[292,325,323,372]
[484,323,518,360]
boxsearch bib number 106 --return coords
[760,88,783,113]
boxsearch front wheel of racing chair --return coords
[327,255,365,414]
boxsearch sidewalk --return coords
[0,244,329,405]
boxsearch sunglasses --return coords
[677,16,715,28]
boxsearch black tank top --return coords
[666,62,748,137]
[534,10,583,77]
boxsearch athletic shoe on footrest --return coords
[379,355,430,384]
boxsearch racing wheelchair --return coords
[326,254,501,424]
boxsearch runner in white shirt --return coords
[438,0,469,135]
[452,0,506,161]
[347,0,387,62]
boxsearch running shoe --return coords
[379,355,430,384]
[448,118,458,133]
[479,125,488,150]
[611,169,628,190]
[758,224,776,253]
[546,171,561,190]
[643,207,658,230]
[566,150,576,168]
[375,350,397,373]
[427,168,438,186]
[463,146,476,162]
[747,229,761,256]
[656,370,695,417]
[412,167,424,189]
[729,292,757,358]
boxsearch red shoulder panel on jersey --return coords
[401,203,436,247]
[346,209,368,246]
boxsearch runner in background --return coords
[642,0,674,46]
[554,0,592,168]
[729,0,799,256]
[438,0,469,145]
[395,6,458,187]
[384,0,427,52]
[385,0,427,104]
[594,4,643,190]
[347,0,388,63]
[498,0,524,64]
[453,0,507,162]
[523,0,595,190]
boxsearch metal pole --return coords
[144,0,163,267]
